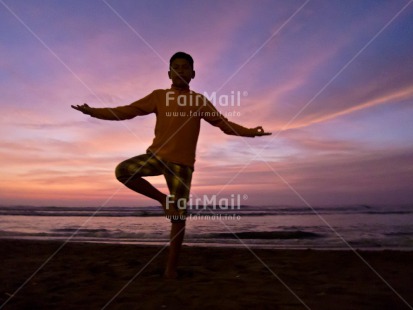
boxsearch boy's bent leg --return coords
[122,177,166,205]
[164,220,186,279]
[122,178,180,217]
[115,154,166,206]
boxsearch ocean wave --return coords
[210,231,322,240]
[1,205,413,217]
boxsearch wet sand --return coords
[0,239,412,309]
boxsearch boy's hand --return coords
[71,103,93,116]
[252,126,271,136]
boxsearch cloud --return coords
[290,86,413,130]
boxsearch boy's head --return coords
[168,52,195,88]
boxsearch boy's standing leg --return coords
[165,221,185,278]
[115,153,192,279]
[118,175,185,278]
[163,162,192,278]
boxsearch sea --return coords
[0,205,412,250]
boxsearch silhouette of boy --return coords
[72,52,270,278]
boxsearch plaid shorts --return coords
[115,152,193,222]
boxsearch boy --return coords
[72,52,270,278]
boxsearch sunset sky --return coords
[1,0,413,208]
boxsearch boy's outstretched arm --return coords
[71,92,156,120]
[71,103,95,116]
[71,103,140,120]
[201,101,271,137]
[250,126,272,136]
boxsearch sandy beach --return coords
[0,239,412,309]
